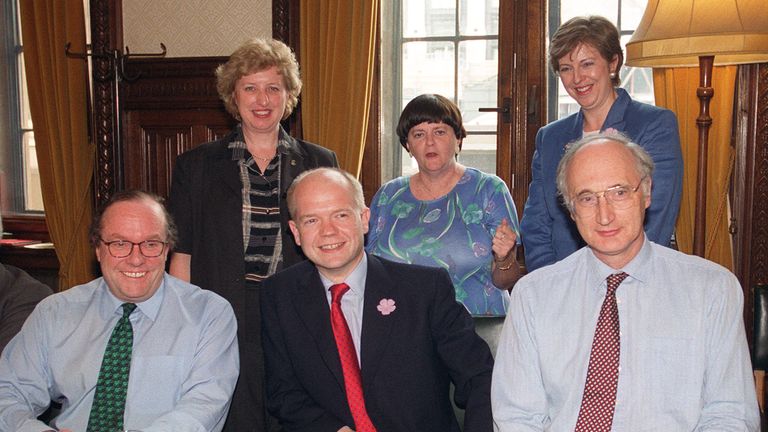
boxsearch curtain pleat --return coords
[300,0,379,177]
[19,0,95,290]
[652,66,736,270]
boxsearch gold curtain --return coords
[19,0,95,290]
[652,66,736,270]
[300,1,379,176]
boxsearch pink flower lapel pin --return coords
[377,298,396,316]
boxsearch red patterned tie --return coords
[330,283,377,432]
[574,272,628,432]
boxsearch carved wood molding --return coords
[752,64,768,285]
[90,0,122,206]
[122,57,228,110]
[272,0,290,43]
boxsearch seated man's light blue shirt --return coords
[0,273,239,432]
[492,238,759,431]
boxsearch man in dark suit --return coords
[0,263,52,354]
[261,167,494,432]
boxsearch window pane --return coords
[22,132,43,211]
[620,35,654,105]
[621,0,647,30]
[559,0,618,23]
[459,134,496,175]
[458,40,497,133]
[402,41,455,102]
[459,0,499,36]
[403,0,456,37]
[19,53,33,129]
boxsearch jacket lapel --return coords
[210,140,243,197]
[292,269,346,390]
[360,256,397,386]
[602,88,630,132]
[279,129,309,196]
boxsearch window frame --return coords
[1,0,43,218]
[384,0,502,182]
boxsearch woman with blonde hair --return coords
[168,37,337,431]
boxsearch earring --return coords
[609,71,617,79]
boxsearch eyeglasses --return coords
[100,239,167,258]
[571,176,647,214]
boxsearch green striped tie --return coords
[86,303,137,432]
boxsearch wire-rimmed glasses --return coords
[571,175,647,215]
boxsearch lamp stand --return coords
[693,55,714,257]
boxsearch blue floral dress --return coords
[366,167,520,316]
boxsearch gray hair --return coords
[556,131,654,212]
[286,168,365,219]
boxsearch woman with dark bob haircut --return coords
[520,15,683,272]
[167,37,337,432]
[367,94,522,316]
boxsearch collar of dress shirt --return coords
[320,252,369,302]
[100,273,167,322]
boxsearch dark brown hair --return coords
[396,94,467,152]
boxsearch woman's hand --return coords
[491,218,522,290]
[492,218,517,260]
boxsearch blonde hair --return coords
[216,38,302,121]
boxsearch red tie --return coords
[330,283,377,432]
[574,272,628,432]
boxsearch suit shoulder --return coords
[539,113,577,135]
[263,261,317,291]
[293,138,337,164]
[626,98,676,120]
[535,113,579,147]
[371,255,449,280]
[175,136,232,164]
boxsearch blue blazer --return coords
[520,88,683,271]
[261,255,494,432]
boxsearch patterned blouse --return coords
[366,167,520,316]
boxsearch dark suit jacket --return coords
[261,255,494,432]
[167,125,338,431]
[0,264,52,353]
[520,88,683,271]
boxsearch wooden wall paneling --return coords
[120,57,236,198]
[733,63,768,349]
[124,110,233,197]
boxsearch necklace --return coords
[251,152,276,163]
[415,167,461,200]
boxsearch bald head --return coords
[287,168,366,219]
[556,132,654,212]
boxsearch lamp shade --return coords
[626,0,768,67]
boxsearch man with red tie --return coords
[260,167,494,431]
[492,132,759,430]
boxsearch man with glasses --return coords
[492,133,759,430]
[0,190,239,432]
